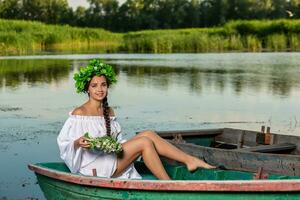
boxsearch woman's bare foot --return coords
[186,156,216,172]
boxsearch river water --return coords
[1,53,300,199]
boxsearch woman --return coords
[57,59,215,180]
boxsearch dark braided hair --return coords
[102,96,111,137]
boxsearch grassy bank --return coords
[123,20,300,53]
[0,19,122,55]
[0,19,299,55]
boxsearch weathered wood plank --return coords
[236,143,296,153]
[156,129,223,138]
[221,128,300,153]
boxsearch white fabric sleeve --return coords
[111,117,123,142]
[57,118,83,173]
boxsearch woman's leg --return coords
[135,130,215,171]
[112,136,170,180]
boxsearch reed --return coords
[0,19,122,55]
[122,20,300,53]
[122,28,228,53]
[289,34,300,51]
[266,34,287,51]
[0,19,299,55]
[244,35,262,52]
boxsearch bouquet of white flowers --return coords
[84,132,123,154]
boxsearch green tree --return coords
[22,0,69,24]
[270,0,290,18]
[117,0,145,31]
[101,0,119,30]
[184,0,201,28]
[0,0,22,19]
[199,0,228,27]
[74,6,87,26]
[85,0,119,28]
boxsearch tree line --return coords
[0,0,299,32]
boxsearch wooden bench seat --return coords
[236,143,296,153]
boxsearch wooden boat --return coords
[29,160,300,200]
[156,127,300,176]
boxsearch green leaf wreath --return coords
[73,59,117,93]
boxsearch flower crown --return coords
[73,59,117,93]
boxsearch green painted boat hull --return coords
[30,162,300,200]
[36,174,300,200]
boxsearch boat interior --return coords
[157,127,300,155]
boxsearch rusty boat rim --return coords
[28,163,300,192]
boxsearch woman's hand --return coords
[74,136,90,149]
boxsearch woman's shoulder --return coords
[70,105,116,117]
[71,106,86,115]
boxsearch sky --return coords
[68,0,126,9]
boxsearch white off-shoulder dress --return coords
[57,113,141,179]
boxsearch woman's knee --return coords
[122,137,153,154]
[138,136,154,149]
[138,130,157,138]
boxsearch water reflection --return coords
[116,63,300,97]
[0,59,70,89]
[0,53,300,97]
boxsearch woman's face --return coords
[87,75,108,101]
